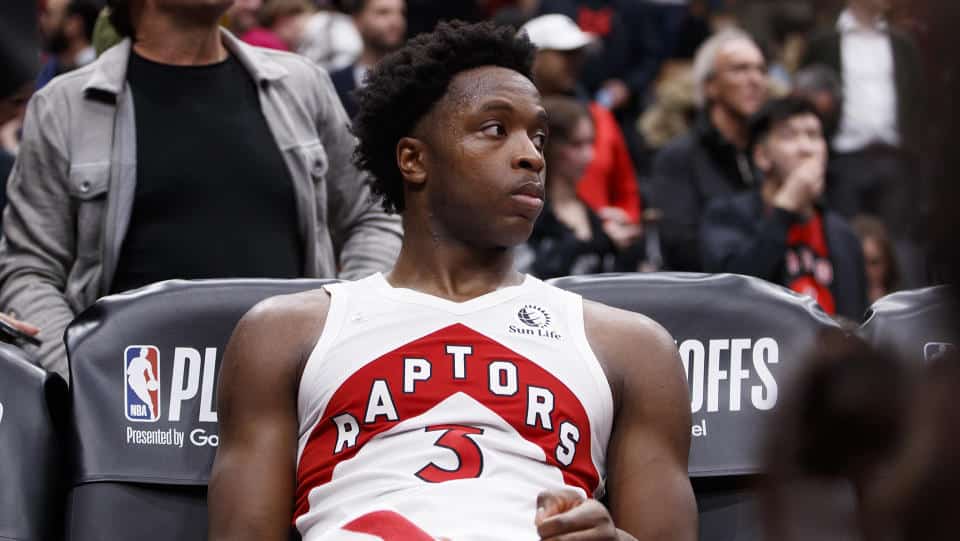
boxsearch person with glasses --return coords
[650,29,769,271]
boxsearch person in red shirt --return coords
[521,14,643,254]
[700,96,867,321]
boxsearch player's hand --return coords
[535,489,619,540]
[0,313,40,336]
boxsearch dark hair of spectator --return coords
[68,1,102,43]
[257,0,311,29]
[762,330,911,537]
[748,96,822,151]
[106,0,135,39]
[541,96,591,166]
[336,0,367,15]
[352,20,536,214]
[852,215,901,294]
[542,97,590,143]
[889,355,960,539]
[767,331,908,478]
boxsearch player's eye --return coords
[481,123,507,137]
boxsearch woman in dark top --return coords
[528,97,617,279]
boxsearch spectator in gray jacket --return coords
[0,0,402,381]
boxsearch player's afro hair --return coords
[352,20,537,214]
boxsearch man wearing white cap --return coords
[522,14,644,265]
[537,0,661,114]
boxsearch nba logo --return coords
[124,345,161,422]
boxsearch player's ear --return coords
[397,137,428,185]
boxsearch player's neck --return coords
[388,217,524,302]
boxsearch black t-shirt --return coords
[111,52,303,294]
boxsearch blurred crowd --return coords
[1,0,929,334]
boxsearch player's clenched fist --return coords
[535,489,632,540]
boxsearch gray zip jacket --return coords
[0,31,402,380]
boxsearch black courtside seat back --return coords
[64,279,334,541]
[549,273,838,541]
[0,343,68,541]
[859,286,956,363]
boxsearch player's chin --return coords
[497,219,537,247]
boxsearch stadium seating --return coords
[0,342,68,541]
[57,273,842,539]
[63,279,334,541]
[550,272,839,541]
[859,286,955,362]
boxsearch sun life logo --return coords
[518,305,551,328]
[510,304,561,340]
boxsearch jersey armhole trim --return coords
[568,293,615,425]
[565,291,615,498]
[297,282,349,436]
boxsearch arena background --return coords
[1,0,957,539]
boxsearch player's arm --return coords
[536,302,696,540]
[591,302,696,540]
[208,291,330,541]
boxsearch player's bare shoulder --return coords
[240,288,331,340]
[221,287,332,388]
[581,299,683,404]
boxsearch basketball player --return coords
[209,21,696,541]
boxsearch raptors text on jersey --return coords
[294,274,613,541]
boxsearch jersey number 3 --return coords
[415,424,485,483]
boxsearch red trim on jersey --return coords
[294,324,599,523]
[342,510,436,540]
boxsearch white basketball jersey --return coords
[294,273,614,540]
